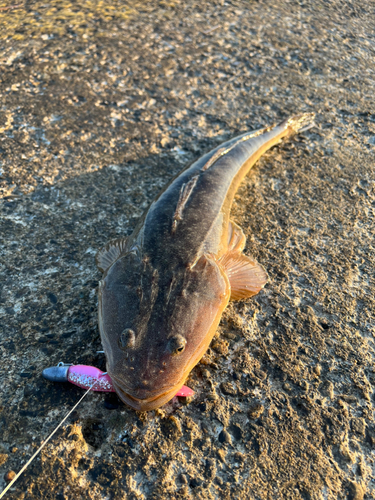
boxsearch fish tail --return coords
[281,112,316,135]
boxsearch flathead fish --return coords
[97,113,315,411]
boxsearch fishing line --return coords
[0,380,97,499]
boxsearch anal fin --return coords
[219,252,268,300]
[96,237,128,273]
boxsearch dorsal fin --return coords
[96,237,128,273]
[171,175,199,234]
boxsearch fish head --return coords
[98,250,230,411]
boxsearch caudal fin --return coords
[281,113,316,135]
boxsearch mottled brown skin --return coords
[97,114,314,411]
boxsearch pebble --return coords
[4,470,16,483]
[314,364,321,376]
[248,403,264,419]
[322,381,334,399]
[218,429,232,445]
[160,416,182,441]
[178,395,193,406]
[347,481,364,500]
[215,476,224,486]
[205,458,216,480]
[220,382,237,396]
[179,473,188,485]
[207,392,218,401]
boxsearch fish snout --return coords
[112,375,152,400]
[110,375,182,411]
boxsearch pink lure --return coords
[63,365,194,398]
[67,365,114,392]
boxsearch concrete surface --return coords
[0,0,374,499]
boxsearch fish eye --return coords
[119,328,135,350]
[167,335,186,356]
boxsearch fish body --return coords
[97,113,314,411]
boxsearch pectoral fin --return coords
[219,252,268,300]
[96,237,128,273]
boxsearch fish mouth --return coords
[110,376,183,411]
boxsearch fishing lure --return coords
[42,363,194,397]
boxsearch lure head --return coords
[98,250,229,411]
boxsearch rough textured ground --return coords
[1,0,375,499]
